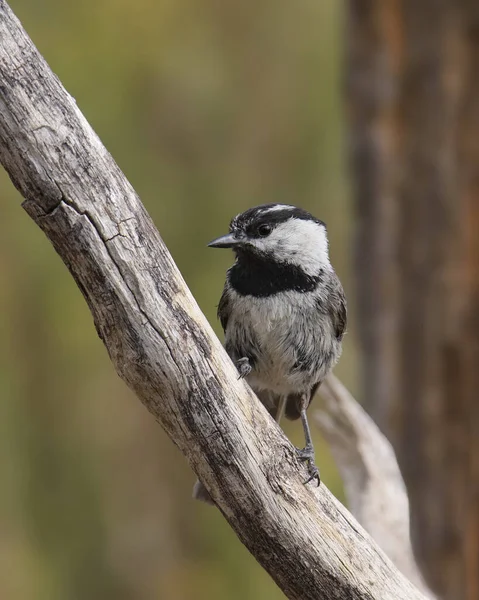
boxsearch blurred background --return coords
[0,1,477,600]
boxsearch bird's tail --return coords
[283,393,303,420]
[254,390,302,421]
[192,479,214,505]
[256,384,321,421]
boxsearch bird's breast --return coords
[225,290,340,395]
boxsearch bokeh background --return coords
[1,1,478,600]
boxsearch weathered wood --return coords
[315,375,435,598]
[0,2,427,598]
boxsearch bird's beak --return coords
[207,233,241,249]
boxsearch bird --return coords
[192,203,346,504]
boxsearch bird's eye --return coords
[257,224,272,237]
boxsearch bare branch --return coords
[0,2,428,598]
[316,375,436,598]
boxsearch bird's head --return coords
[208,204,330,275]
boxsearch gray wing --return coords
[331,286,347,341]
[283,279,347,421]
[219,283,260,369]
[217,284,231,333]
[321,274,347,341]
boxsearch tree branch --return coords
[0,2,428,598]
[315,376,436,598]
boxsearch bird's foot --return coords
[236,357,252,379]
[296,443,314,462]
[296,444,321,487]
[304,463,320,486]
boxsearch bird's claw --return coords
[304,464,321,486]
[296,445,321,487]
[236,357,252,379]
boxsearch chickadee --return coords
[193,203,346,504]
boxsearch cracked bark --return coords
[0,2,428,599]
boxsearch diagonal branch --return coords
[0,2,428,598]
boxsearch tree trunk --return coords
[0,1,429,598]
[347,2,479,598]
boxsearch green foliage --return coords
[0,1,356,598]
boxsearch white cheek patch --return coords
[251,219,330,274]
